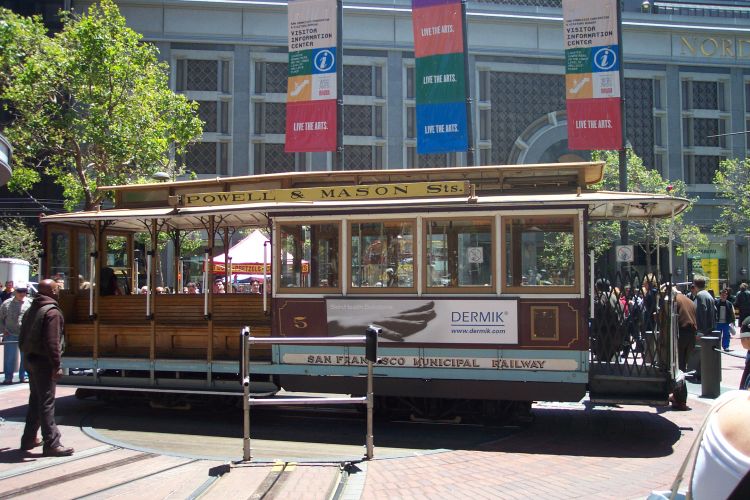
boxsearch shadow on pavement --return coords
[82,401,517,453]
[479,405,682,459]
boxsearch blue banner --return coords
[416,102,468,154]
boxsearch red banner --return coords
[285,100,337,153]
[566,98,622,151]
[412,4,464,58]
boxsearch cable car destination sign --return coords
[180,180,469,207]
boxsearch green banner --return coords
[415,53,466,104]
[565,47,592,74]
[288,50,313,77]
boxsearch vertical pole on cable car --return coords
[461,0,474,167]
[173,229,181,294]
[263,240,269,314]
[335,0,343,170]
[365,325,380,460]
[149,219,157,383]
[223,227,231,293]
[207,216,215,383]
[93,220,101,363]
[241,326,251,461]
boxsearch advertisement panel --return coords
[326,298,519,344]
[562,0,622,150]
[412,0,469,154]
[285,0,338,152]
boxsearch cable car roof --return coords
[40,188,689,232]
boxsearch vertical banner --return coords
[562,0,623,150]
[285,0,338,152]
[412,0,469,155]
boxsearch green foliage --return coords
[0,219,43,275]
[0,0,203,211]
[539,232,575,282]
[713,158,750,236]
[589,149,707,263]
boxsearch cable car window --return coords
[504,215,578,292]
[49,229,71,291]
[350,221,414,290]
[425,219,493,289]
[278,223,340,290]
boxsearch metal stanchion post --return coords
[241,327,251,461]
[365,326,380,460]
[700,334,721,398]
[366,358,374,460]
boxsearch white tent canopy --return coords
[214,229,271,267]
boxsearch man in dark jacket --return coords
[18,279,73,456]
[691,277,716,382]
[715,288,736,351]
[735,283,750,324]
[674,289,698,373]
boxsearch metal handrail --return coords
[239,326,379,463]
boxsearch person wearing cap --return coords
[18,279,73,456]
[0,281,14,303]
[0,283,32,384]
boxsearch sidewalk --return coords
[0,341,747,499]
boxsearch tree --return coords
[0,218,43,275]
[0,0,203,211]
[589,149,707,270]
[713,157,750,237]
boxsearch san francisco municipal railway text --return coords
[302,355,547,370]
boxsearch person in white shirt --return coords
[0,284,32,384]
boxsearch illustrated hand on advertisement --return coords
[328,301,436,342]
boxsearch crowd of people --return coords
[593,275,750,409]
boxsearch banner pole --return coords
[335,0,344,170]
[461,0,474,167]
[616,0,628,247]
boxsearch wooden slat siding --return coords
[153,295,207,325]
[98,325,151,356]
[212,295,270,326]
[213,325,271,361]
[155,326,208,358]
[99,296,149,324]
[58,293,77,322]
[61,294,273,361]
[73,295,92,323]
[64,324,94,355]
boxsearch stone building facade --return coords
[46,1,750,283]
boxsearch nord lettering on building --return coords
[676,35,750,59]
[181,180,469,207]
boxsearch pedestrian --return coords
[674,288,698,373]
[0,281,14,302]
[0,283,32,384]
[17,279,73,456]
[715,288,735,351]
[735,282,750,325]
[739,317,750,390]
[692,276,717,382]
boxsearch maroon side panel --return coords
[273,298,327,337]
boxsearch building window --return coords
[681,77,729,185]
[406,147,457,169]
[174,54,233,176]
[176,59,231,93]
[180,141,228,176]
[684,154,725,184]
[253,143,306,174]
